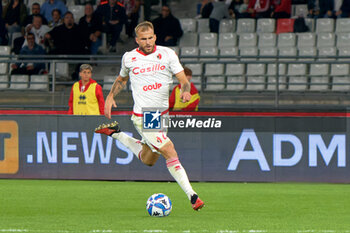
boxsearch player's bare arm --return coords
[105,75,129,119]
[175,71,191,102]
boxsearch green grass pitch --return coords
[0,179,350,233]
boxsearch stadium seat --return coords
[103,75,115,91]
[318,47,337,61]
[288,76,308,91]
[184,63,203,76]
[338,47,350,61]
[205,76,225,90]
[219,19,235,33]
[293,4,308,17]
[310,64,329,76]
[226,76,245,90]
[239,47,258,61]
[298,47,317,60]
[205,64,224,76]
[0,75,8,89]
[225,63,245,76]
[277,33,296,47]
[259,47,278,61]
[256,18,275,33]
[68,5,85,23]
[276,19,295,34]
[267,63,286,75]
[199,47,218,61]
[309,76,329,91]
[317,32,336,47]
[50,62,69,78]
[10,75,29,89]
[191,76,202,91]
[336,18,350,33]
[199,33,218,47]
[336,32,350,47]
[278,47,297,60]
[29,75,49,91]
[246,76,266,90]
[266,76,287,91]
[305,18,315,32]
[236,18,255,33]
[297,33,316,48]
[219,47,238,61]
[287,64,307,76]
[316,18,334,33]
[180,18,197,32]
[11,32,22,48]
[0,46,11,74]
[180,46,199,61]
[258,33,276,48]
[197,18,210,33]
[238,33,257,48]
[246,63,265,76]
[179,32,198,47]
[331,64,349,76]
[218,33,237,47]
[332,77,350,91]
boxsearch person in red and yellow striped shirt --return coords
[169,66,200,111]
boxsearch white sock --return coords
[112,132,143,160]
[166,158,196,200]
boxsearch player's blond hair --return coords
[135,21,154,37]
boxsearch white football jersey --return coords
[119,45,183,115]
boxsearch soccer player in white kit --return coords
[95,21,205,211]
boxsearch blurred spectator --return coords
[95,0,127,52]
[335,0,350,18]
[209,0,230,33]
[48,9,62,28]
[308,0,334,18]
[152,5,183,46]
[23,3,48,28]
[246,0,271,18]
[2,0,28,34]
[25,15,50,49]
[68,64,105,115]
[45,11,88,55]
[231,0,256,18]
[40,0,67,23]
[169,66,200,111]
[79,3,103,55]
[0,17,9,45]
[11,32,46,75]
[121,0,141,38]
[201,0,213,18]
[271,0,292,18]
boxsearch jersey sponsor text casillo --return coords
[120,45,183,115]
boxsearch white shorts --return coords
[131,114,171,153]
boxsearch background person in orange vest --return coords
[169,66,200,111]
[68,64,105,115]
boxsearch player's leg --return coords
[158,140,205,211]
[95,121,143,160]
[139,143,160,166]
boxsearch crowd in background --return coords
[199,0,350,33]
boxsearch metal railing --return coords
[1,54,350,108]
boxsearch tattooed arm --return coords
[175,70,191,103]
[104,75,129,119]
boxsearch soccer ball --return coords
[146,193,172,217]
